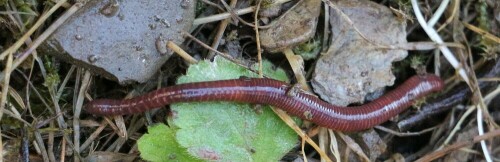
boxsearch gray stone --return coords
[42,0,195,84]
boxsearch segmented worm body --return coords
[398,59,500,131]
[85,74,443,132]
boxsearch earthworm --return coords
[85,74,443,132]
[398,59,500,131]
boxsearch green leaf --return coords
[138,124,202,162]
[292,39,321,60]
[173,57,298,161]
[138,56,299,161]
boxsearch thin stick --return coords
[374,125,437,137]
[219,1,273,29]
[322,4,330,52]
[182,31,262,75]
[80,121,108,151]
[0,106,30,125]
[477,103,492,162]
[183,31,229,57]
[0,11,39,15]
[57,66,76,99]
[0,125,3,162]
[48,122,56,161]
[167,41,198,64]
[33,128,50,162]
[207,0,238,58]
[200,0,225,11]
[60,137,66,162]
[484,85,500,103]
[301,137,307,162]
[193,6,255,25]
[254,0,263,77]
[439,105,477,150]
[336,132,370,162]
[437,0,459,31]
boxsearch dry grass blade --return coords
[328,129,341,162]
[0,0,69,60]
[374,125,437,137]
[0,53,14,120]
[73,71,91,157]
[462,22,500,44]
[11,3,83,70]
[193,6,255,25]
[80,121,108,151]
[284,49,310,91]
[7,86,26,110]
[254,0,263,77]
[0,53,13,159]
[416,129,500,162]
[206,0,237,58]
[336,132,370,162]
[271,108,332,162]
[0,2,83,82]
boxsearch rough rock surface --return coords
[259,0,321,53]
[312,0,408,106]
[42,0,195,84]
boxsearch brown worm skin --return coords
[85,74,444,132]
